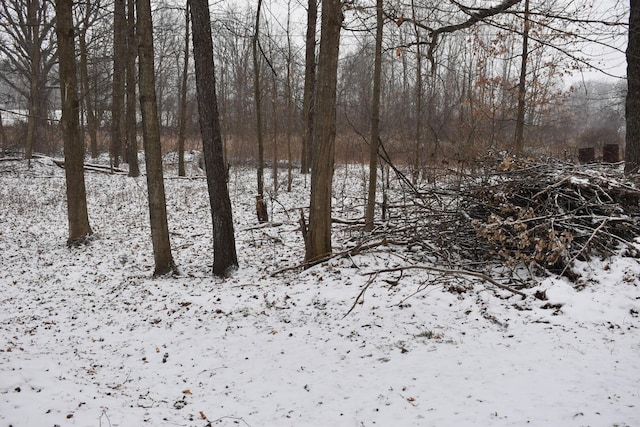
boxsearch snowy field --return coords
[1,157,639,427]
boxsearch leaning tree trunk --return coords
[190,0,239,276]
[305,0,342,263]
[55,0,93,245]
[137,0,176,275]
[625,0,640,174]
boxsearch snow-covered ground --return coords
[1,157,639,426]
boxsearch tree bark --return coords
[55,0,93,245]
[625,0,640,174]
[300,0,317,174]
[137,0,176,275]
[305,0,342,263]
[190,0,239,276]
[364,0,383,232]
[126,0,140,177]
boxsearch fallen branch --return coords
[362,265,527,298]
[52,158,128,174]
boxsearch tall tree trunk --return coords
[177,2,190,177]
[25,0,42,160]
[190,0,239,276]
[300,0,317,174]
[411,0,422,184]
[625,0,640,174]
[271,71,279,195]
[514,0,529,154]
[79,24,98,159]
[364,0,383,232]
[305,0,342,263]
[55,0,93,245]
[137,0,176,275]
[253,0,268,222]
[126,0,140,177]
[285,2,293,192]
[112,0,126,168]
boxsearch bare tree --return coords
[305,0,342,263]
[284,0,294,192]
[300,0,317,174]
[126,0,139,176]
[364,0,383,231]
[111,0,126,167]
[55,0,93,245]
[177,2,189,177]
[0,0,56,158]
[137,0,176,275]
[77,0,100,159]
[514,0,529,153]
[252,0,268,222]
[190,0,239,276]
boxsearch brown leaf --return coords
[199,411,207,420]
[182,389,192,395]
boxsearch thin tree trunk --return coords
[253,0,268,222]
[137,0,176,275]
[78,18,98,159]
[126,0,140,176]
[55,0,93,245]
[112,0,126,168]
[271,71,279,195]
[625,0,640,174]
[364,0,383,232]
[411,0,422,184]
[305,0,342,263]
[300,0,317,174]
[0,110,7,157]
[514,0,529,153]
[190,0,239,276]
[177,2,190,177]
[285,3,293,192]
[25,0,42,160]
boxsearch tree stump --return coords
[256,194,268,223]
